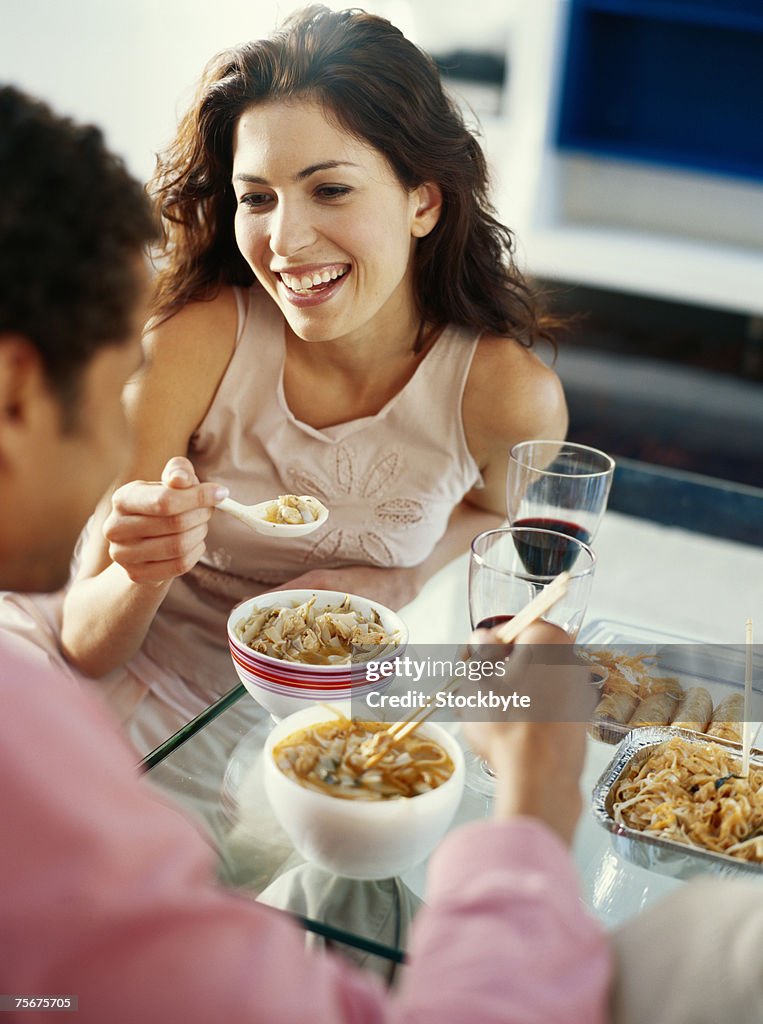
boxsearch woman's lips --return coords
[277,267,350,307]
[279,265,349,291]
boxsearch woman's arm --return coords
[60,291,238,677]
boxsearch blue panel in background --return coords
[609,458,763,544]
[556,0,763,181]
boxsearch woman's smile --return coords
[275,263,351,305]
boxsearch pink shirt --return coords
[0,634,610,1023]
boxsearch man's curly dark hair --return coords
[0,86,157,416]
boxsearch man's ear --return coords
[410,181,443,239]
[0,336,50,466]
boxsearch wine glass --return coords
[464,525,596,795]
[506,440,615,556]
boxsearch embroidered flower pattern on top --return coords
[285,444,427,567]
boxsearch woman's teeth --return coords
[280,267,348,294]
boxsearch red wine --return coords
[475,614,515,630]
[512,517,591,575]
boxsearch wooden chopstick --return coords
[362,571,571,769]
[363,676,461,769]
[493,571,570,644]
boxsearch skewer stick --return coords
[742,618,754,776]
[362,571,570,768]
[751,721,762,752]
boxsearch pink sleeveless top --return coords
[139,286,483,707]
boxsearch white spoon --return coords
[216,495,329,537]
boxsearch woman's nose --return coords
[268,201,316,257]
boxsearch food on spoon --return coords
[272,713,454,800]
[611,735,763,862]
[234,594,400,664]
[262,494,324,526]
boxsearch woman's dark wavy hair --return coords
[150,5,555,351]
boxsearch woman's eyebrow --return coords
[295,160,359,181]
[233,161,360,186]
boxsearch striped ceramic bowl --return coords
[227,589,407,718]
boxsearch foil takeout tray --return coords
[592,726,763,881]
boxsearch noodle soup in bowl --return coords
[263,703,465,879]
[227,589,407,719]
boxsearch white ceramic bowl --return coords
[228,660,387,721]
[263,702,465,879]
[227,589,408,719]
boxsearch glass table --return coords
[142,474,763,974]
[141,680,491,973]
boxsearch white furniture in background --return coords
[480,0,763,318]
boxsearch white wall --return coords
[1,0,515,181]
[6,1,761,312]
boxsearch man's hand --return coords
[462,621,594,845]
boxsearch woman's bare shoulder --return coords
[144,286,240,372]
[123,287,242,465]
[464,332,568,454]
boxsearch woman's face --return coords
[231,98,440,346]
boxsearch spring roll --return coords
[672,686,713,733]
[706,693,744,742]
[628,690,681,728]
[594,690,639,722]
[639,675,684,701]
[590,690,639,742]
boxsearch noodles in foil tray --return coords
[592,727,763,880]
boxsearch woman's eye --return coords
[315,185,352,200]
[240,193,272,208]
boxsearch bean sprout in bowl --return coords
[263,703,465,878]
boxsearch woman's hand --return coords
[462,622,594,845]
[102,457,229,585]
[274,564,421,610]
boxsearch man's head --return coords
[0,86,156,592]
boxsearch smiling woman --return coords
[230,98,441,350]
[0,5,566,756]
